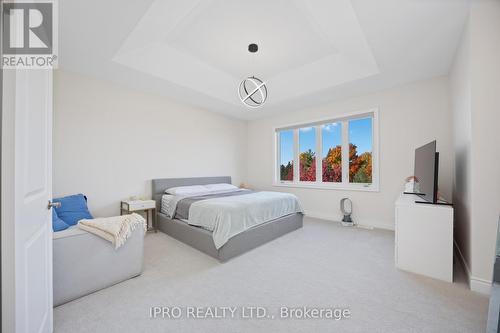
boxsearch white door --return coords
[14,69,53,333]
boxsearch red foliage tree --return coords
[349,144,372,183]
[285,162,293,181]
[300,150,316,181]
[323,145,342,182]
[288,144,371,183]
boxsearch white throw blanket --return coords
[78,213,146,249]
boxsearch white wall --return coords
[469,0,500,290]
[450,9,472,282]
[451,0,500,293]
[247,77,453,230]
[53,70,247,217]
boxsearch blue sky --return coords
[322,123,342,156]
[280,118,372,165]
[280,130,294,164]
[349,118,372,155]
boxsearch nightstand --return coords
[120,199,157,232]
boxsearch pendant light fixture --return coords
[238,43,267,108]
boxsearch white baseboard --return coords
[304,212,395,231]
[470,277,492,295]
[454,240,491,295]
[454,240,472,282]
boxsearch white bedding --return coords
[187,191,303,249]
[161,190,303,249]
[160,189,249,218]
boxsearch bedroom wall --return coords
[53,70,247,217]
[246,76,453,230]
[451,0,500,294]
[450,7,472,290]
[469,0,500,290]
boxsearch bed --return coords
[152,176,303,262]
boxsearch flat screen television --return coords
[414,140,439,204]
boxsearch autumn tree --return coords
[300,149,316,181]
[323,145,342,182]
[349,145,372,183]
[280,161,293,181]
[282,144,372,184]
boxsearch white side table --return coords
[120,199,157,232]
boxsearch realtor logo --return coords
[2,0,58,69]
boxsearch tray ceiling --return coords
[58,0,470,119]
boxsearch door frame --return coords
[1,0,4,327]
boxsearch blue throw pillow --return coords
[53,194,93,226]
[52,208,69,232]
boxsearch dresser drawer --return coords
[122,200,156,211]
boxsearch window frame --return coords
[273,108,379,192]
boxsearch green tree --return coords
[353,166,370,183]
[300,149,316,181]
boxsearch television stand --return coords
[395,193,454,282]
[404,191,454,206]
[415,200,453,206]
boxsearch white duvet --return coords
[187,191,303,249]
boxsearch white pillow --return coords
[160,194,175,217]
[165,185,209,196]
[205,183,238,192]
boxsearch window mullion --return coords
[276,132,280,182]
[316,126,322,183]
[341,120,349,184]
[293,129,299,183]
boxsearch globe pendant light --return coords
[238,43,267,108]
[238,76,267,108]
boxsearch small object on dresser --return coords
[340,198,354,226]
[120,199,157,232]
[404,176,420,194]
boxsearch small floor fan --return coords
[340,198,354,226]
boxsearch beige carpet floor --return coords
[54,217,488,333]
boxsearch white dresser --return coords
[395,193,454,282]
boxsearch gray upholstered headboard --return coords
[152,176,232,210]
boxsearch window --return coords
[275,110,378,191]
[322,122,342,183]
[299,127,316,182]
[349,118,373,184]
[279,130,294,181]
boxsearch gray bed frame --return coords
[152,176,303,262]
